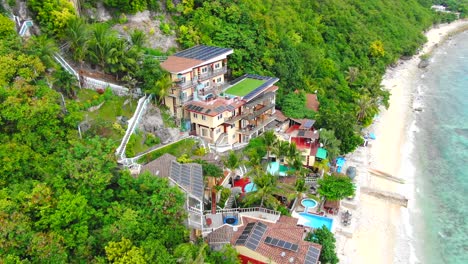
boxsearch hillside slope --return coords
[174,0,437,152]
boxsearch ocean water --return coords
[411,31,468,264]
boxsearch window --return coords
[201,67,208,73]
[193,113,198,118]
[201,128,208,137]
[232,134,235,139]
[231,110,236,116]
[204,81,210,87]
[217,77,222,83]
[202,115,206,121]
[216,128,221,134]
[215,63,221,69]
[218,113,223,120]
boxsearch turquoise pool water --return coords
[299,213,333,230]
[244,182,257,193]
[267,162,293,176]
[301,199,318,208]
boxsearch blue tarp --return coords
[369,133,376,140]
[336,157,346,173]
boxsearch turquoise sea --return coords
[412,31,468,264]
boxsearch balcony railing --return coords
[198,66,227,82]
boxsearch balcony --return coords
[239,115,276,135]
[198,66,227,82]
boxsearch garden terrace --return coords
[223,74,279,101]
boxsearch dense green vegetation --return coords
[318,175,356,201]
[306,226,339,264]
[0,14,236,263]
[172,0,442,153]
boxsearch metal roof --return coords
[174,45,233,61]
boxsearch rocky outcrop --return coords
[418,58,430,68]
[138,105,181,144]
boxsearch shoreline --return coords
[335,19,468,264]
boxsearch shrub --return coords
[193,147,207,156]
[219,188,232,208]
[145,133,160,146]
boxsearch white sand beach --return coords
[335,19,468,264]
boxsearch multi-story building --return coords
[161,45,280,145]
[161,45,233,119]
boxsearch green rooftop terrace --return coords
[224,78,266,97]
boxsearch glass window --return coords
[202,115,206,121]
[193,113,198,118]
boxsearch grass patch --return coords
[225,78,266,96]
[161,108,177,128]
[74,89,137,140]
[138,138,197,163]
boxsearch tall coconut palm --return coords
[154,73,173,105]
[223,150,241,187]
[263,130,277,162]
[272,140,289,165]
[355,94,377,123]
[345,66,359,83]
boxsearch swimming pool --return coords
[298,213,333,230]
[301,199,318,208]
[267,162,293,176]
[244,182,257,192]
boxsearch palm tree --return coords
[65,17,89,69]
[355,94,377,123]
[154,73,173,105]
[130,29,147,49]
[88,23,117,72]
[263,130,277,162]
[319,129,341,162]
[244,172,296,209]
[223,150,241,187]
[272,140,289,165]
[345,66,359,83]
[26,35,59,69]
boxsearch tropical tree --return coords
[355,94,378,125]
[345,66,359,84]
[88,23,117,72]
[272,140,290,165]
[130,29,147,49]
[223,150,241,186]
[153,73,173,104]
[53,69,78,98]
[317,174,355,201]
[243,172,295,210]
[319,129,341,162]
[64,17,89,68]
[263,130,277,162]
[25,35,59,69]
[305,226,339,264]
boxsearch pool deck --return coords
[292,198,358,237]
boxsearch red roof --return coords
[231,216,322,264]
[160,56,203,73]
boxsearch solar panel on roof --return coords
[298,130,305,137]
[303,119,315,129]
[236,222,256,245]
[242,222,267,251]
[174,45,232,61]
[304,246,320,264]
[264,236,299,252]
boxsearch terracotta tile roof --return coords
[265,85,279,93]
[305,94,320,112]
[274,110,288,122]
[160,56,203,73]
[230,216,322,264]
[140,153,177,178]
